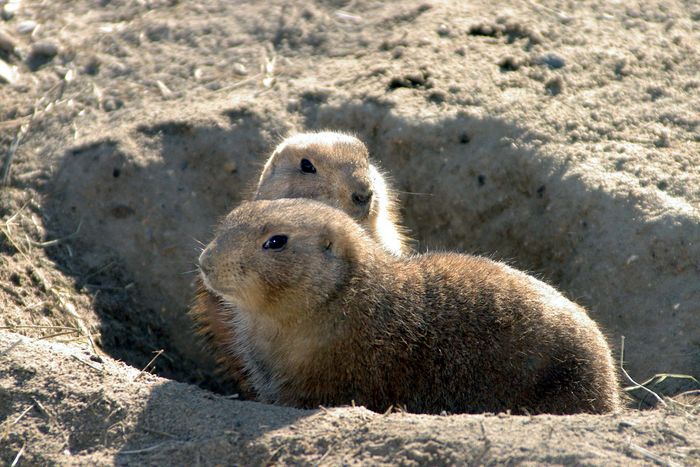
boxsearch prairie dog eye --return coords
[262,235,288,251]
[300,158,316,174]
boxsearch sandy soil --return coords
[2,331,699,465]
[1,0,699,464]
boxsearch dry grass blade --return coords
[133,349,165,381]
[1,123,29,186]
[13,404,34,425]
[214,73,262,93]
[70,355,103,374]
[2,207,98,356]
[620,336,667,407]
[141,427,180,440]
[0,325,81,332]
[673,389,700,398]
[0,338,22,357]
[0,116,31,129]
[118,441,169,455]
[2,405,33,446]
[31,398,51,420]
[1,200,32,261]
[38,330,82,340]
[10,442,26,467]
[627,443,680,467]
[27,220,82,248]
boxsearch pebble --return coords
[31,40,59,58]
[16,20,36,35]
[0,28,17,55]
[0,58,18,84]
[545,76,564,96]
[103,97,123,112]
[437,24,450,37]
[535,53,566,69]
[223,161,237,173]
[2,0,20,20]
[232,62,247,75]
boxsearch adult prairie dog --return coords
[191,131,409,390]
[198,199,621,415]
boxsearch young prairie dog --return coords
[255,131,409,256]
[197,199,621,415]
[191,132,410,390]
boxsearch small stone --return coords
[614,59,630,77]
[31,40,59,58]
[0,28,17,55]
[2,0,21,20]
[223,161,237,173]
[654,131,670,148]
[617,420,636,431]
[16,20,37,35]
[437,24,450,37]
[535,53,566,69]
[84,57,100,76]
[428,90,446,104]
[0,58,18,84]
[498,56,520,72]
[9,272,21,285]
[232,63,247,75]
[286,98,299,112]
[102,97,123,112]
[545,76,563,96]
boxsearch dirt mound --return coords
[44,95,700,386]
[1,0,700,463]
[2,331,698,466]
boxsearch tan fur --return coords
[255,131,408,255]
[197,199,621,415]
[190,132,410,388]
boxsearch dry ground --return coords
[1,0,699,464]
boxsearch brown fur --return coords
[255,131,409,255]
[197,198,621,415]
[190,132,410,389]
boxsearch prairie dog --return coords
[255,131,408,256]
[191,132,409,390]
[198,199,621,415]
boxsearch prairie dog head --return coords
[198,199,374,321]
[255,132,378,229]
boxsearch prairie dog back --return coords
[198,199,621,415]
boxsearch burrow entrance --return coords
[44,99,700,397]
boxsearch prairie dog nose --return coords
[352,190,373,206]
